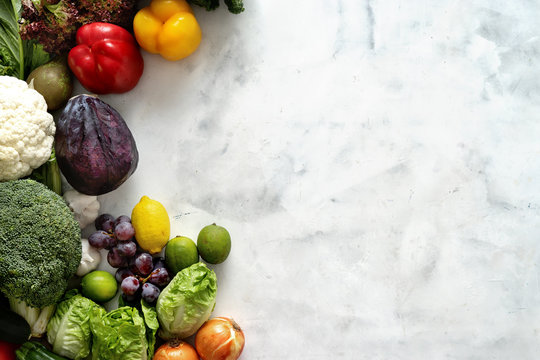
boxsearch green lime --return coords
[81,270,118,303]
[165,236,199,274]
[197,223,231,264]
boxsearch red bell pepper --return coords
[68,23,144,94]
[0,341,19,360]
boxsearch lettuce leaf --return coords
[141,300,159,360]
[90,306,148,360]
[156,262,217,339]
[46,290,101,360]
[0,0,49,79]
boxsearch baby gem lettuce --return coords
[156,262,217,339]
[90,306,149,360]
[46,290,101,360]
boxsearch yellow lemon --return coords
[131,196,170,254]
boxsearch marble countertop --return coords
[87,0,540,358]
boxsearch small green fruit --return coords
[26,56,73,111]
[81,270,117,303]
[165,236,199,275]
[197,223,231,264]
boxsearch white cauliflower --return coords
[0,76,55,181]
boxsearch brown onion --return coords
[153,339,199,360]
[195,317,245,360]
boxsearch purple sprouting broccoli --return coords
[19,0,138,56]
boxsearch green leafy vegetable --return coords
[156,262,217,339]
[46,290,101,360]
[187,0,244,13]
[141,300,159,360]
[90,306,149,360]
[0,0,49,79]
[29,148,62,195]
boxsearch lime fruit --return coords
[81,270,118,303]
[197,224,231,264]
[165,236,199,275]
[131,196,170,254]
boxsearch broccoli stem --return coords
[31,304,55,336]
[8,297,56,338]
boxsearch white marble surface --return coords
[82,0,540,358]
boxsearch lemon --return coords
[131,196,170,254]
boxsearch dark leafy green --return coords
[188,0,244,13]
[0,0,49,79]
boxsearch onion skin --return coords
[195,317,245,360]
[153,339,199,360]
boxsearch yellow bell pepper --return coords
[133,0,202,61]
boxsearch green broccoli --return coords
[0,179,81,336]
[188,0,244,13]
[224,0,244,14]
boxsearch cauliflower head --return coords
[0,76,55,181]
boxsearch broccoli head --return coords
[0,179,81,308]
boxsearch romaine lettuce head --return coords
[46,290,101,360]
[156,262,217,339]
[90,306,148,360]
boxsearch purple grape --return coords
[115,268,134,284]
[135,253,153,276]
[105,235,118,250]
[121,276,140,296]
[88,231,112,250]
[121,293,139,306]
[114,221,135,241]
[148,267,170,287]
[141,283,160,303]
[117,241,137,257]
[153,257,166,270]
[114,215,131,227]
[95,214,115,233]
[108,247,128,268]
[128,256,140,276]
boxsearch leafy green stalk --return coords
[29,148,62,195]
[0,0,49,79]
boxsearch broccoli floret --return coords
[224,0,244,14]
[188,0,244,13]
[188,0,220,11]
[0,179,81,309]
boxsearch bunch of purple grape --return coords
[89,214,171,304]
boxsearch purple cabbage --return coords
[55,95,138,195]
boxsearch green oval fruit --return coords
[165,236,199,274]
[27,56,73,111]
[81,270,117,303]
[197,224,231,264]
